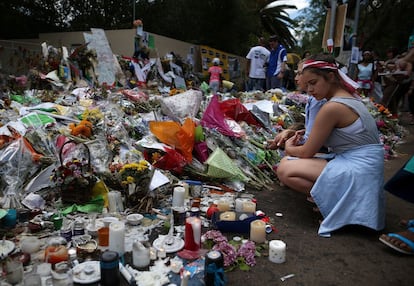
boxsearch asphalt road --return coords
[226,113,414,286]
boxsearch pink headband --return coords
[302,60,359,94]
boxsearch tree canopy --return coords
[1,0,413,58]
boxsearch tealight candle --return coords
[109,221,125,256]
[157,247,166,259]
[250,220,266,243]
[172,186,185,208]
[149,247,157,260]
[243,201,256,213]
[268,240,286,263]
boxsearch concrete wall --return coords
[37,28,196,60]
[1,29,246,86]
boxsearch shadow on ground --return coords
[225,113,414,286]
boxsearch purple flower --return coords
[237,241,256,267]
[213,241,237,267]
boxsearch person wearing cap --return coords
[245,37,270,91]
[208,57,223,94]
[266,35,288,90]
[276,53,384,237]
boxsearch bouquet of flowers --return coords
[119,160,152,187]
[51,158,97,203]
[116,160,155,211]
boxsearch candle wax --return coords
[269,240,286,263]
[250,220,266,243]
[184,217,201,251]
[109,221,125,255]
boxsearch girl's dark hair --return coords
[303,53,352,93]
[302,50,311,59]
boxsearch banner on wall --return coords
[200,45,230,81]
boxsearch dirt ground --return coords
[225,112,414,286]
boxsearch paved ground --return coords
[226,112,414,286]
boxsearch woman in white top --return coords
[356,50,376,97]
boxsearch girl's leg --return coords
[276,157,327,195]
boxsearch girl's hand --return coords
[285,132,303,153]
[266,129,295,149]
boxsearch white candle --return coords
[180,270,190,286]
[219,211,236,221]
[235,198,249,212]
[170,258,183,273]
[243,201,256,213]
[157,247,166,259]
[149,247,157,260]
[250,220,266,243]
[217,199,230,212]
[107,191,124,213]
[132,241,150,268]
[181,181,190,198]
[172,186,185,208]
[268,240,286,263]
[109,221,125,255]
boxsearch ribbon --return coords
[303,60,360,95]
[206,263,226,286]
[357,79,374,92]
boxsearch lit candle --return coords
[108,221,125,256]
[181,181,190,198]
[268,240,286,263]
[219,211,236,221]
[235,198,248,212]
[157,247,166,259]
[180,270,190,286]
[184,216,201,251]
[170,258,183,273]
[217,200,230,212]
[149,247,157,260]
[204,250,224,286]
[172,186,185,208]
[242,201,256,213]
[250,220,266,243]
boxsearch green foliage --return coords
[2,0,412,58]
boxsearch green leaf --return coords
[238,261,250,271]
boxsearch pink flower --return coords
[213,241,237,267]
[376,120,385,128]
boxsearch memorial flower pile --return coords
[202,230,259,271]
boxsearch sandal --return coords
[379,227,414,255]
[399,219,414,228]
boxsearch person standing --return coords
[246,37,270,91]
[208,58,223,94]
[356,50,376,97]
[266,35,288,90]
